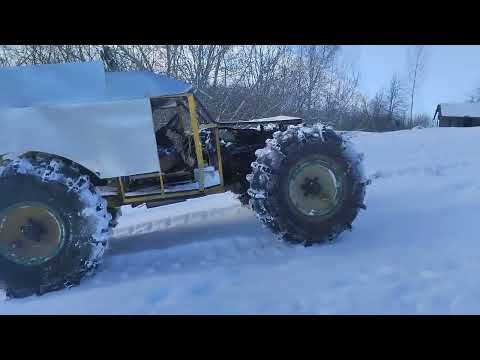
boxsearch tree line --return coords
[0,45,433,131]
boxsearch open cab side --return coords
[99,93,225,209]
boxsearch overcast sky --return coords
[340,45,480,117]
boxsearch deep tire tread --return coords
[247,124,367,245]
[0,156,111,298]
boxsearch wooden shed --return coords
[435,103,480,127]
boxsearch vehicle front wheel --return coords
[247,124,367,245]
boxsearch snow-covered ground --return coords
[2,126,480,314]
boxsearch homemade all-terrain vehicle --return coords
[0,61,367,298]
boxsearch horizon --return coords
[340,45,480,118]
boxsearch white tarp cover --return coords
[0,61,192,109]
[0,61,108,108]
[0,98,161,178]
[439,103,480,118]
[0,61,194,177]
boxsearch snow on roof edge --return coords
[438,102,480,118]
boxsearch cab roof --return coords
[0,60,192,109]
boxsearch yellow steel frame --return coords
[119,185,225,205]
[118,176,126,203]
[186,93,205,191]
[115,93,225,206]
[214,126,224,187]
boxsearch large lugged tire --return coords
[247,124,367,245]
[0,157,111,298]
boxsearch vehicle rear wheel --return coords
[247,124,368,245]
[0,157,111,298]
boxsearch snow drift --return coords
[2,126,480,314]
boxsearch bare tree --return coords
[100,46,119,71]
[0,46,12,66]
[406,45,427,125]
[385,73,407,128]
[412,113,431,128]
[298,45,338,112]
[467,84,480,103]
[3,45,429,132]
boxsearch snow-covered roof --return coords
[438,102,480,118]
[0,61,192,109]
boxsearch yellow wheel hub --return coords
[0,202,65,266]
[288,157,342,217]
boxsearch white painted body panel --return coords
[0,98,161,178]
[0,60,196,179]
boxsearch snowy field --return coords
[2,126,480,314]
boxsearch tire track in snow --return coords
[113,203,245,239]
[368,160,471,181]
[96,201,305,285]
